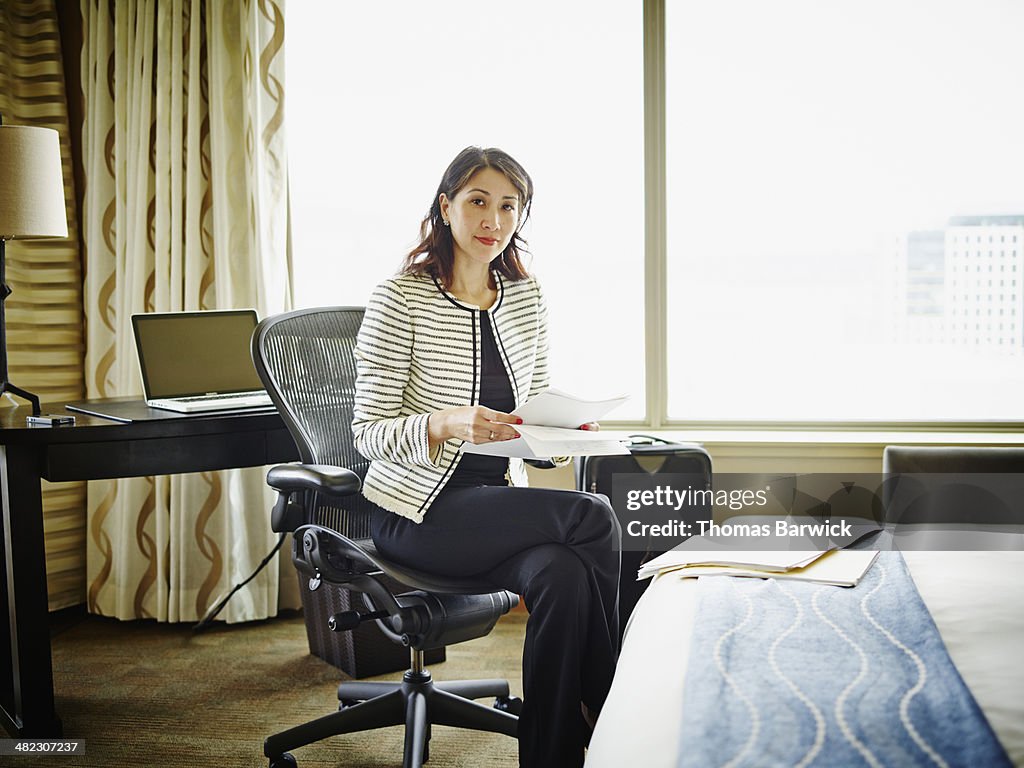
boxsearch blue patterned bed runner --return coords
[678,551,1011,767]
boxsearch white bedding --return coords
[586,551,1024,767]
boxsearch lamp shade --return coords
[0,125,68,240]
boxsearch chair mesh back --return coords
[253,307,376,540]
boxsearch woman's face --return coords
[439,167,522,271]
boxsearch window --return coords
[286,1,1024,426]
[286,2,645,419]
[665,0,1024,421]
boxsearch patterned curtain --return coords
[80,0,296,622]
[0,1,86,611]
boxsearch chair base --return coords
[264,663,518,768]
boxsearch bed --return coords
[586,549,1024,767]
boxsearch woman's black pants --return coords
[370,485,621,768]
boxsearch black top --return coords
[447,310,514,488]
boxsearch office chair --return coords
[252,307,520,768]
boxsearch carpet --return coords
[16,609,526,767]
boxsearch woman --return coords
[352,146,620,767]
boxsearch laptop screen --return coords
[132,310,264,399]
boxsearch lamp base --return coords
[0,380,41,416]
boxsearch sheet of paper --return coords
[511,388,629,429]
[461,425,630,458]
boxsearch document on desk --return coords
[462,388,631,458]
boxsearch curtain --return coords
[80,0,296,622]
[0,0,86,610]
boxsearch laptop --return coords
[132,309,273,413]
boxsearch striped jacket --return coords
[352,271,562,522]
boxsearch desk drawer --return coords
[44,429,298,481]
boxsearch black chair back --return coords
[252,306,377,541]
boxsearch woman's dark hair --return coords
[400,146,533,286]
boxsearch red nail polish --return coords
[516,417,523,424]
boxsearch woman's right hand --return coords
[428,405,522,447]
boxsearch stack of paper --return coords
[639,547,879,588]
[638,549,828,580]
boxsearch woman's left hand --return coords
[579,422,600,431]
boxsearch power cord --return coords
[192,532,287,632]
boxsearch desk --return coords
[0,400,298,737]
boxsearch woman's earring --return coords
[442,219,450,227]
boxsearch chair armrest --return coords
[266,464,361,533]
[267,464,362,497]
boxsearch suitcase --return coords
[575,436,712,640]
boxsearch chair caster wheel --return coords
[268,753,297,768]
[494,695,523,716]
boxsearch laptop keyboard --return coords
[178,392,264,402]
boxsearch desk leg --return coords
[0,444,61,737]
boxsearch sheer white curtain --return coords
[80,0,295,622]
